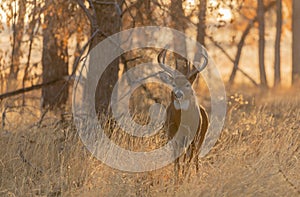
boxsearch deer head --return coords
[157,48,208,111]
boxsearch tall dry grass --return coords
[0,90,299,196]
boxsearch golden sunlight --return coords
[185,0,196,10]
[218,7,233,22]
[0,3,7,23]
[209,0,218,7]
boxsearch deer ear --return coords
[188,72,198,84]
[194,52,208,72]
[159,72,173,84]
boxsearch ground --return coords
[0,87,299,196]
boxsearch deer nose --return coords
[174,90,184,100]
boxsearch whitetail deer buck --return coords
[157,49,209,180]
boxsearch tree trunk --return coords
[94,1,122,115]
[7,0,26,91]
[42,3,69,109]
[257,0,268,88]
[292,0,300,85]
[274,0,282,87]
[229,24,252,84]
[197,0,207,47]
[194,0,207,81]
[229,2,275,84]
[170,0,188,74]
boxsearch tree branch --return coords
[0,79,64,100]
[228,1,276,84]
[208,36,259,87]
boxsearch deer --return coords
[157,48,209,182]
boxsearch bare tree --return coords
[197,0,207,46]
[170,0,189,74]
[228,1,275,85]
[93,0,123,115]
[274,0,282,87]
[42,1,69,109]
[292,0,300,85]
[22,0,41,106]
[257,0,268,88]
[7,0,26,91]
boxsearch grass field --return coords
[0,87,299,196]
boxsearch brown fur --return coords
[165,91,209,181]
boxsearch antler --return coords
[158,47,209,80]
[196,48,208,72]
[158,49,174,76]
[187,49,208,79]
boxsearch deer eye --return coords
[185,83,190,87]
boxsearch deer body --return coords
[166,95,209,152]
[165,75,209,178]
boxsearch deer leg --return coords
[195,155,199,172]
[174,157,180,184]
[182,145,195,179]
[172,141,180,184]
